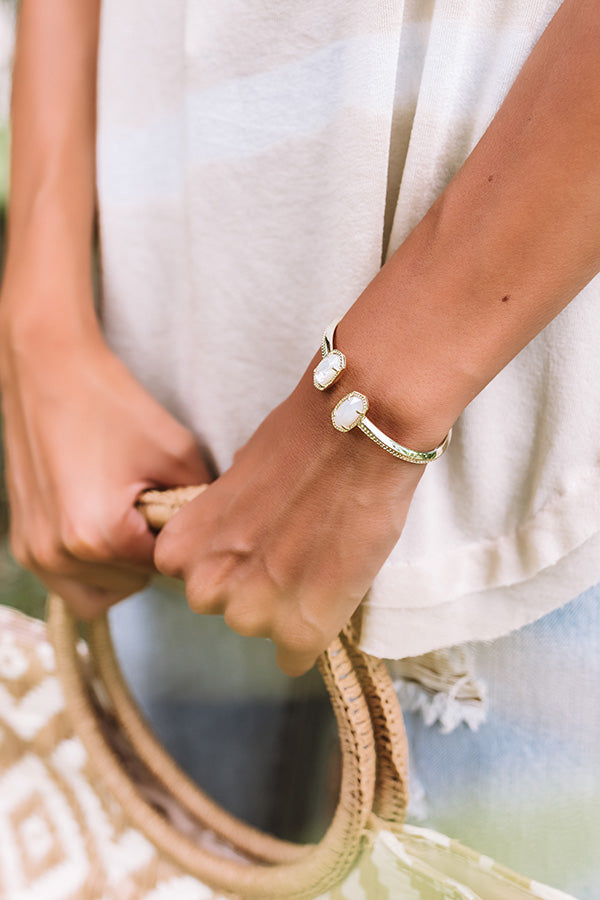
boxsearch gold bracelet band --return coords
[313,317,452,464]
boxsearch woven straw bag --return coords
[0,488,580,900]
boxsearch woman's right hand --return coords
[0,287,211,619]
[0,0,212,617]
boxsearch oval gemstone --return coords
[331,393,368,431]
[313,351,345,390]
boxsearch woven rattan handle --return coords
[47,485,408,899]
[135,484,208,530]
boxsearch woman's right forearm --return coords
[2,0,101,336]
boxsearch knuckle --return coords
[185,547,250,615]
[189,596,224,616]
[171,428,197,458]
[187,590,225,616]
[185,562,230,614]
[223,602,270,638]
[167,430,207,477]
[153,529,183,578]
[60,517,112,564]
[30,534,66,575]
[275,609,328,660]
[180,440,207,472]
[277,652,315,679]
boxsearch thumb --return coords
[109,500,159,569]
[149,437,214,490]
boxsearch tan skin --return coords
[0,0,212,616]
[2,0,600,675]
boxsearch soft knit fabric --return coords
[96,0,600,659]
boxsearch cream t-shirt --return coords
[96,0,600,660]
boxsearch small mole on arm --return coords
[487,174,494,182]
[501,295,510,303]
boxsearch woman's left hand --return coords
[154,348,433,676]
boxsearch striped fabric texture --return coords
[95,0,600,659]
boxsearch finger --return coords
[152,487,215,580]
[171,441,215,486]
[271,606,331,678]
[18,544,152,598]
[184,557,240,616]
[275,646,319,679]
[57,490,158,571]
[104,502,158,569]
[147,431,214,488]
[42,573,139,620]
[223,599,274,639]
[8,518,154,589]
[153,525,186,581]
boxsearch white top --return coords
[96,0,600,660]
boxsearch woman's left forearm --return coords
[155,0,600,676]
[336,0,600,449]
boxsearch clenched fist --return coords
[155,349,426,676]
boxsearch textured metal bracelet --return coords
[313,317,452,464]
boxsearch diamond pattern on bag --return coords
[0,677,65,741]
[0,638,29,681]
[51,738,156,886]
[0,611,232,900]
[0,753,88,899]
[14,802,57,875]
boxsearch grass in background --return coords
[0,540,46,618]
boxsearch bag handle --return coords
[137,488,409,828]
[47,486,408,899]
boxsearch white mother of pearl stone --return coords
[331,392,369,432]
[313,350,346,390]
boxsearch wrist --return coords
[0,282,103,392]
[0,205,99,360]
[330,318,459,456]
[7,147,96,250]
[5,185,95,287]
[331,205,478,448]
[296,348,428,495]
